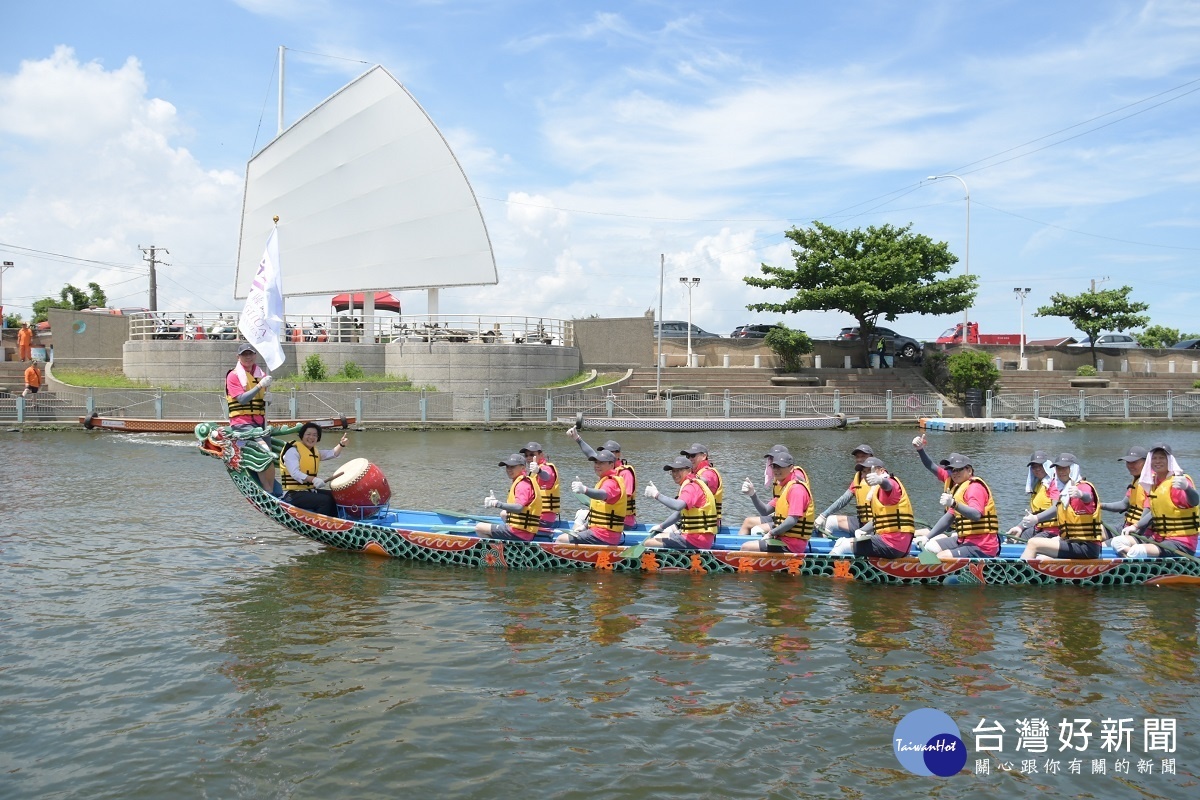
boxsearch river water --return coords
[2,426,1198,799]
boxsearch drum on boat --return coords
[329,458,391,519]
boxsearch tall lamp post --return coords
[1014,287,1031,370]
[0,261,13,329]
[680,276,700,367]
[927,174,970,345]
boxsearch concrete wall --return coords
[936,343,1200,373]
[573,317,654,369]
[46,309,124,369]
[385,340,581,393]
[124,341,389,388]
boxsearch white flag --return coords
[238,225,286,371]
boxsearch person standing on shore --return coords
[226,343,275,493]
[17,322,33,362]
[22,359,41,397]
[565,427,637,528]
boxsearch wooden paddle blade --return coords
[430,525,478,534]
[918,548,942,565]
[618,540,647,559]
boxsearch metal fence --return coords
[9,387,1200,424]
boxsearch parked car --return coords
[1069,333,1139,349]
[730,323,780,339]
[1172,338,1200,350]
[835,326,922,360]
[654,320,720,339]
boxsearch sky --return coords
[1,0,1198,341]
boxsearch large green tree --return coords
[1034,285,1149,367]
[743,221,975,365]
[31,282,108,323]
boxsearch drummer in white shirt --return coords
[278,422,350,516]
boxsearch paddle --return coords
[431,524,478,534]
[1127,529,1200,563]
[618,534,652,560]
[918,548,943,566]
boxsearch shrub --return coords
[302,354,328,382]
[922,350,949,393]
[763,324,813,372]
[340,361,364,380]
[1194,379,1200,390]
[946,349,1000,402]
[1076,365,1098,376]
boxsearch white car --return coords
[1069,333,1139,348]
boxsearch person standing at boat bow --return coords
[911,438,1001,560]
[555,450,627,546]
[1109,443,1199,558]
[1019,454,1103,560]
[681,443,724,526]
[828,457,916,558]
[641,456,718,551]
[813,444,875,538]
[566,427,637,528]
[740,451,814,554]
[278,422,348,517]
[226,343,276,493]
[521,442,560,524]
[478,454,545,542]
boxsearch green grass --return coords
[52,368,432,391]
[538,371,622,390]
[53,369,162,389]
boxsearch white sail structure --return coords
[234,65,497,299]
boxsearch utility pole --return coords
[1090,277,1109,293]
[1,261,14,328]
[138,245,169,311]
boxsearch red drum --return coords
[329,458,391,519]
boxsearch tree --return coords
[1136,324,1181,349]
[31,282,108,323]
[946,350,1000,402]
[1034,286,1149,367]
[763,324,813,372]
[3,312,22,329]
[744,221,975,366]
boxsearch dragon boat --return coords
[198,421,1200,587]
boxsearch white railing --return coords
[125,312,573,346]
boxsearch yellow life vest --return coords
[535,459,560,516]
[1125,479,1150,530]
[773,472,816,538]
[1028,481,1060,533]
[279,441,319,492]
[851,471,872,522]
[696,464,724,520]
[226,368,266,422]
[1147,475,1200,538]
[679,477,718,534]
[587,472,628,532]
[948,476,999,537]
[1054,480,1103,542]
[507,474,544,534]
[617,461,637,518]
[869,475,915,534]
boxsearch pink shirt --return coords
[534,458,559,523]
[874,480,913,553]
[678,479,715,549]
[588,474,625,545]
[616,463,637,526]
[225,367,265,426]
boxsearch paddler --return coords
[813,444,875,538]
[555,450,627,546]
[641,455,718,551]
[1099,445,1150,537]
[1006,450,1058,541]
[737,444,799,536]
[828,456,915,558]
[681,443,724,526]
[911,438,1001,560]
[520,441,560,524]
[1019,453,1104,560]
[566,426,637,528]
[1109,443,1200,558]
[477,454,545,541]
[739,451,814,554]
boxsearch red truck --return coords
[936,322,1024,345]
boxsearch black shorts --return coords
[1056,539,1102,559]
[854,537,909,558]
[1158,538,1198,558]
[24,385,38,394]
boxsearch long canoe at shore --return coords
[196,421,1200,587]
[560,413,853,432]
[82,414,354,434]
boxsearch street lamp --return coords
[1014,287,1031,370]
[680,276,700,367]
[0,261,13,329]
[927,174,970,345]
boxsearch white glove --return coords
[1173,475,1188,490]
[1066,486,1084,499]
[570,480,587,494]
[565,426,579,441]
[572,508,589,531]
[644,481,660,500]
[484,491,500,509]
[528,461,540,476]
[740,478,755,495]
[311,477,327,490]
[258,375,273,391]
[864,471,888,486]
[940,492,956,509]
[647,525,662,535]
[911,435,926,449]
[814,514,827,530]
[1007,525,1023,537]
[853,528,872,541]
[1021,513,1038,526]
[750,524,769,537]
[1121,524,1138,536]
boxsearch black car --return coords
[730,323,779,339]
[836,326,922,360]
[1172,338,1200,350]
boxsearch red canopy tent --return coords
[330,291,401,313]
